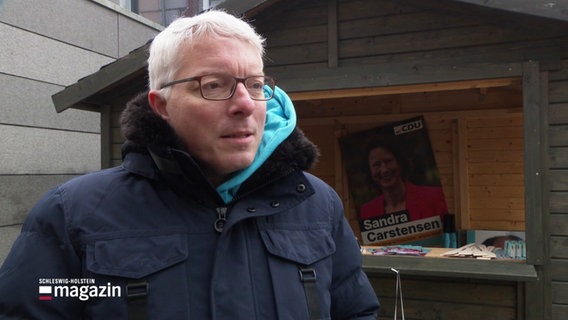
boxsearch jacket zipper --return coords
[213,167,296,233]
[214,207,227,232]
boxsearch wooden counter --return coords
[362,247,537,282]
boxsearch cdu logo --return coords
[393,119,423,135]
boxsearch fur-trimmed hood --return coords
[119,92,319,193]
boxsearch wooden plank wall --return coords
[548,59,568,320]
[466,116,525,231]
[368,274,520,320]
[110,106,124,167]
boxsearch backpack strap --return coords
[126,280,148,320]
[298,265,321,320]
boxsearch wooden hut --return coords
[52,0,568,319]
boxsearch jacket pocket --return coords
[85,228,188,279]
[259,222,335,320]
[259,222,335,265]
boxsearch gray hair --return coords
[147,10,266,97]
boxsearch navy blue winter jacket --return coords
[0,93,380,319]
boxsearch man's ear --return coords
[148,90,169,121]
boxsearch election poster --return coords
[339,116,449,246]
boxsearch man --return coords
[0,10,380,319]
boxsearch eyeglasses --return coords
[160,74,276,101]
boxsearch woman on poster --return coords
[359,139,448,221]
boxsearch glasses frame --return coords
[159,74,275,101]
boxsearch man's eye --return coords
[248,81,263,90]
[203,81,221,90]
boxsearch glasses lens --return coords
[200,74,234,100]
[264,77,276,100]
[245,76,265,99]
[198,75,275,101]
[247,76,275,101]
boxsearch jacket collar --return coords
[120,92,319,200]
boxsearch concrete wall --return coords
[0,0,161,263]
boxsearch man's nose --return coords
[228,83,256,115]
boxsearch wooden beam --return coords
[275,61,523,95]
[453,0,568,22]
[100,104,112,169]
[327,0,338,68]
[51,44,149,113]
[522,61,544,266]
[456,118,470,230]
[363,254,538,281]
[288,77,521,100]
[298,108,522,126]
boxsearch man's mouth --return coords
[221,130,255,142]
[222,132,252,138]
